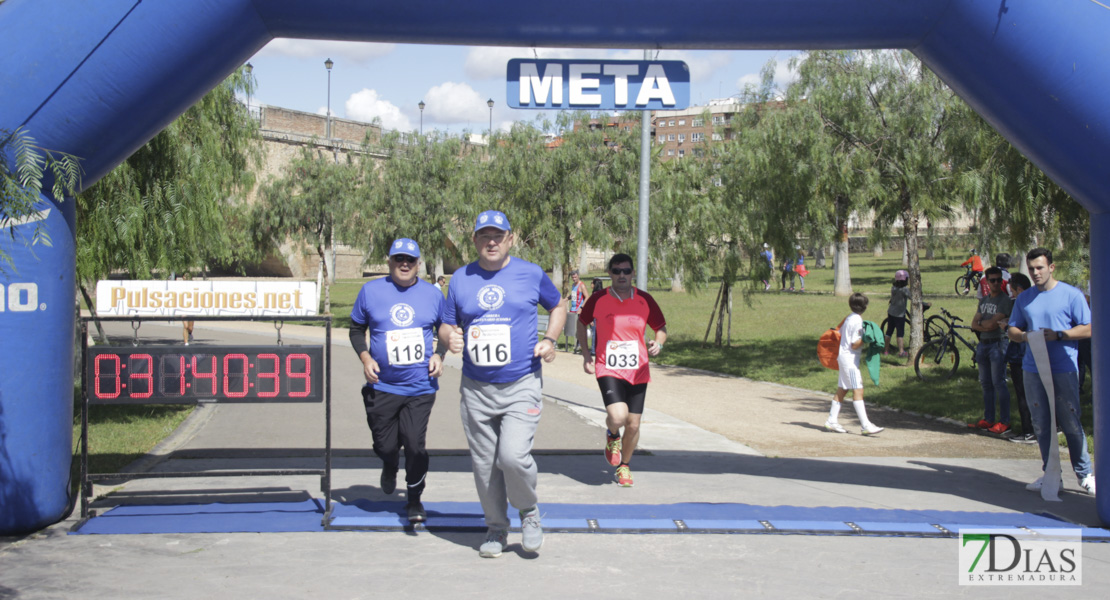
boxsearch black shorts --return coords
[597,377,648,414]
[884,315,906,338]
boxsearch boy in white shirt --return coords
[826,293,884,435]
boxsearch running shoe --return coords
[1079,474,1096,496]
[380,467,397,495]
[861,424,884,436]
[967,419,993,429]
[478,528,508,558]
[604,433,623,466]
[824,420,847,434]
[1008,433,1037,444]
[519,507,543,552]
[615,465,634,487]
[987,422,1011,435]
[406,500,427,523]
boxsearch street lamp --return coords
[245,62,253,124]
[487,98,494,137]
[418,100,425,135]
[325,58,333,139]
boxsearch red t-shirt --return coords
[578,288,666,385]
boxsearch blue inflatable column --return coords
[0,193,76,534]
[1090,214,1109,525]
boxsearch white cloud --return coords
[257,39,395,64]
[735,55,804,94]
[423,81,489,125]
[609,50,731,83]
[345,89,411,131]
[464,46,605,80]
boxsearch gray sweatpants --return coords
[460,372,543,530]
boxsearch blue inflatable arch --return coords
[2,0,1108,533]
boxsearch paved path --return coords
[1,319,1106,599]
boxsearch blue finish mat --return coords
[71,500,1110,540]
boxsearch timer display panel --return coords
[86,346,323,403]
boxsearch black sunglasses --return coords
[610,267,633,275]
[987,277,1002,282]
[392,255,417,264]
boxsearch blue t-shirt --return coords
[443,257,562,383]
[350,277,445,396]
[1008,282,1090,373]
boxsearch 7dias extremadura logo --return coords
[959,529,1081,586]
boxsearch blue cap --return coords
[474,210,511,232]
[388,238,421,258]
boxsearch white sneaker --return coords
[861,424,884,436]
[824,420,846,433]
[1079,474,1096,496]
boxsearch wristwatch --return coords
[543,336,558,345]
[1055,330,1067,341]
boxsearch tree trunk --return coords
[714,280,730,345]
[900,185,924,358]
[79,284,107,343]
[902,244,909,266]
[318,235,331,314]
[703,283,723,344]
[434,256,444,279]
[578,245,589,276]
[671,268,685,292]
[833,218,852,297]
[873,243,883,257]
[815,245,826,268]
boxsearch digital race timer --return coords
[85,346,324,403]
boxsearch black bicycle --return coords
[880,302,943,344]
[954,264,983,296]
[914,307,980,381]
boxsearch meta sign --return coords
[508,59,689,110]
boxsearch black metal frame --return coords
[77,315,333,528]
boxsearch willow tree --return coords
[482,112,639,290]
[253,147,360,314]
[1,127,82,274]
[76,66,261,292]
[794,50,960,356]
[945,102,1087,281]
[349,130,476,276]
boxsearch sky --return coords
[245,40,802,135]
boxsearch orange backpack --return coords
[817,318,847,370]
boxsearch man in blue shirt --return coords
[349,238,447,523]
[440,210,566,558]
[1007,247,1095,496]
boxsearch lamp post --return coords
[418,100,425,136]
[324,58,336,286]
[325,58,333,139]
[487,98,494,138]
[245,62,253,124]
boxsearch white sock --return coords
[828,401,841,422]
[853,400,871,428]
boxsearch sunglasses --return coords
[610,268,633,275]
[392,255,417,264]
[987,277,1002,283]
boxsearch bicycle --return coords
[954,264,983,296]
[914,307,980,381]
[880,302,943,344]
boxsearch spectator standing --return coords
[968,266,1013,435]
[884,269,911,358]
[563,270,587,352]
[1005,273,1036,444]
[1006,248,1095,496]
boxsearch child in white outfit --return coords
[826,293,884,435]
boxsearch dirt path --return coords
[541,349,1042,460]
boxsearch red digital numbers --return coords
[286,353,311,397]
[88,347,319,402]
[257,353,280,398]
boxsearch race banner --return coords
[95,280,319,317]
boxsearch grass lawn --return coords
[73,394,193,476]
